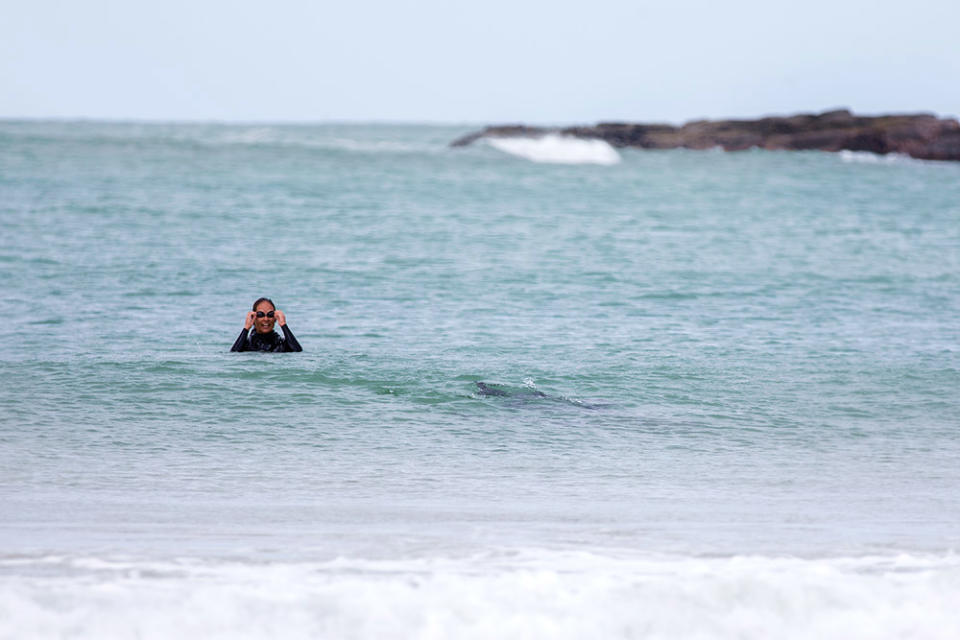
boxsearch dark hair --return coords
[252,297,275,311]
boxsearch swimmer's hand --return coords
[244,310,256,330]
[274,310,287,326]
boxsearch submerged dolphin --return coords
[474,381,608,409]
[475,381,547,398]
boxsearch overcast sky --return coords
[1,0,957,124]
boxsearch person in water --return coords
[230,297,303,352]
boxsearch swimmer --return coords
[230,297,303,352]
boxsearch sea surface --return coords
[1,121,959,639]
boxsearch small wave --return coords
[485,134,621,165]
[326,137,439,154]
[3,552,960,640]
[214,130,438,154]
[216,127,278,145]
[838,150,909,165]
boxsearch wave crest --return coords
[3,552,960,640]
[838,150,908,165]
[486,134,621,165]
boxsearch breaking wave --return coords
[3,551,960,640]
[838,150,910,165]
[486,134,621,165]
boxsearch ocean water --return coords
[1,121,959,639]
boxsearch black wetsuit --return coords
[230,325,303,352]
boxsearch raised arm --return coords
[230,311,257,352]
[230,328,250,352]
[274,310,303,352]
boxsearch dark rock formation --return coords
[451,109,960,161]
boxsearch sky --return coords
[1,0,958,124]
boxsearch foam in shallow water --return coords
[485,134,621,165]
[2,551,959,640]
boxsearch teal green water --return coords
[1,121,959,560]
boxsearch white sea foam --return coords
[838,150,909,164]
[486,134,621,165]
[2,551,959,640]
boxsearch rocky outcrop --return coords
[451,109,960,161]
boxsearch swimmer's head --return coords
[252,297,276,334]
